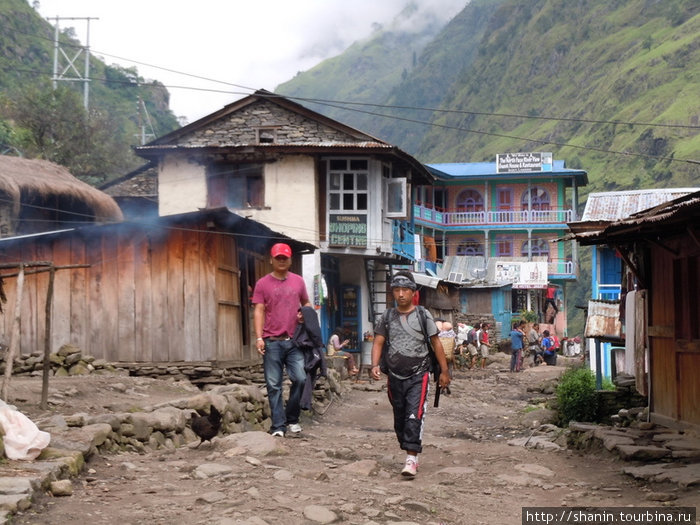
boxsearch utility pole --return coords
[50,16,98,111]
[135,93,155,145]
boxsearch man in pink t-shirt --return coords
[252,243,310,437]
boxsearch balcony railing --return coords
[414,204,574,226]
[414,258,578,280]
[548,259,577,278]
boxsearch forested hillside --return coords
[279,0,699,192]
[278,0,700,335]
[0,0,179,184]
[278,0,508,153]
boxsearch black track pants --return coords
[387,371,430,453]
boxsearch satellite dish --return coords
[470,268,487,278]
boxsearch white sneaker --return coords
[401,456,418,477]
[271,430,284,437]
[288,423,302,433]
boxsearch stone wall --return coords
[1,344,264,387]
[184,99,364,147]
[453,313,506,350]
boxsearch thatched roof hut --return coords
[0,156,123,237]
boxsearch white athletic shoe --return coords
[271,430,285,437]
[288,423,302,433]
[401,456,418,477]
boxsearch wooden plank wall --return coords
[649,247,678,420]
[650,245,700,427]
[0,221,246,365]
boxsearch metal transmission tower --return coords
[49,16,98,111]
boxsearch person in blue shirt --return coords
[509,320,526,372]
[541,330,557,365]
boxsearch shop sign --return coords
[495,260,548,289]
[496,152,553,173]
[329,214,367,247]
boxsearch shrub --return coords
[556,365,599,426]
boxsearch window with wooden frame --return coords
[521,187,551,210]
[496,236,513,257]
[208,164,264,209]
[456,189,484,212]
[456,238,485,256]
[327,159,369,212]
[521,239,550,259]
[255,127,278,144]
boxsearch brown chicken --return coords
[191,405,222,447]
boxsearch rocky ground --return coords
[4,354,700,525]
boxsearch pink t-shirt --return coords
[252,272,309,338]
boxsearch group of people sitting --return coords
[450,321,491,370]
[510,321,560,372]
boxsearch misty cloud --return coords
[295,0,467,64]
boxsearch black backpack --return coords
[379,306,439,382]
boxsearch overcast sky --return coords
[34,0,466,124]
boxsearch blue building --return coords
[413,153,588,338]
[573,188,700,378]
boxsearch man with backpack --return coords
[370,270,451,478]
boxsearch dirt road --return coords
[8,359,699,524]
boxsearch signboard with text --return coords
[513,261,548,289]
[496,152,553,173]
[495,261,548,289]
[329,214,368,247]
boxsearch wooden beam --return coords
[0,261,52,269]
[1,264,24,402]
[41,266,56,410]
[687,226,700,249]
[612,244,647,289]
[0,264,90,279]
[647,237,679,256]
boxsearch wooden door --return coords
[216,234,241,361]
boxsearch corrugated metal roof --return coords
[568,191,700,245]
[580,188,700,221]
[135,141,395,151]
[439,255,487,283]
[427,159,586,179]
[412,272,442,289]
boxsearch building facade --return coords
[133,90,433,355]
[571,188,700,378]
[413,153,588,338]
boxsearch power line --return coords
[5,31,700,166]
[6,64,699,166]
[8,25,700,130]
[300,97,700,166]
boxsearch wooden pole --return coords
[2,264,24,401]
[41,265,56,410]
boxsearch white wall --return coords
[245,156,319,245]
[159,155,207,216]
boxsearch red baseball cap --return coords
[270,243,292,258]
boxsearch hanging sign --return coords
[329,214,367,247]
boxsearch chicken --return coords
[190,405,222,447]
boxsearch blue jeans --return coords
[263,340,307,433]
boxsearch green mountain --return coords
[0,0,179,184]
[278,0,700,336]
[278,0,700,191]
[275,0,499,149]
